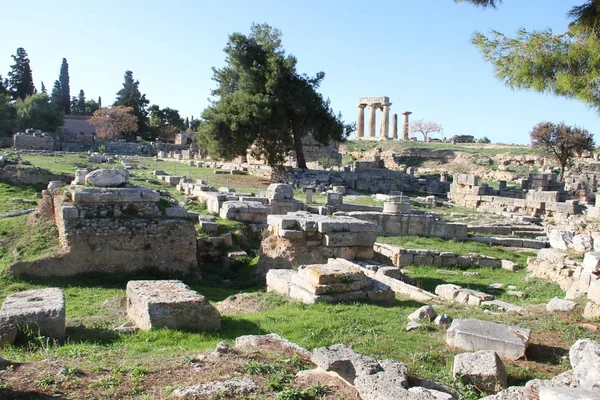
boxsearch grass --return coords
[343,140,538,157]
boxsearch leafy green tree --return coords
[58,58,70,114]
[0,94,16,136]
[114,70,149,138]
[0,75,8,95]
[184,117,190,130]
[14,93,63,132]
[190,117,201,131]
[85,99,100,116]
[459,1,600,112]
[149,104,185,141]
[71,89,86,115]
[8,47,36,100]
[198,23,349,169]
[530,121,594,180]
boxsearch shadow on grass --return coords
[526,343,568,365]
[0,389,57,400]
[412,276,492,294]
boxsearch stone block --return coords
[85,168,129,187]
[573,234,594,253]
[0,320,17,347]
[538,387,600,400]
[501,260,519,272]
[298,262,366,285]
[0,288,65,339]
[61,205,79,221]
[266,183,294,201]
[311,343,383,384]
[126,280,220,331]
[584,301,600,320]
[480,300,523,313]
[199,220,218,234]
[266,269,296,296]
[435,284,461,301]
[164,206,188,218]
[453,350,508,393]
[546,298,577,312]
[278,229,305,240]
[408,305,437,322]
[569,338,600,390]
[549,229,573,250]
[291,273,371,295]
[447,319,530,360]
[583,252,600,274]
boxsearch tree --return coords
[98,96,102,108]
[409,119,443,142]
[478,136,491,143]
[198,23,349,169]
[184,117,190,130]
[85,99,100,116]
[58,58,70,114]
[89,106,138,141]
[114,70,149,138]
[71,90,86,115]
[0,94,16,136]
[459,1,600,113]
[14,93,63,132]
[50,80,62,105]
[530,121,594,180]
[190,117,201,131]
[0,75,8,95]
[149,104,185,141]
[40,81,47,94]
[8,47,36,100]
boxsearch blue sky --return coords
[1,0,596,144]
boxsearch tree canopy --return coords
[198,23,350,169]
[14,93,63,132]
[409,119,443,142]
[90,106,138,141]
[8,48,36,100]
[149,104,185,141]
[458,0,600,113]
[114,70,149,138]
[58,58,70,114]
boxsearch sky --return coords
[1,0,597,145]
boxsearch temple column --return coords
[369,104,377,138]
[357,104,366,139]
[402,111,412,141]
[380,103,391,139]
[391,113,398,139]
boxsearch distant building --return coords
[175,131,196,145]
[61,115,95,142]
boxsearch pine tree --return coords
[8,47,36,100]
[184,117,190,130]
[0,75,8,95]
[40,81,47,94]
[98,96,102,108]
[114,70,149,137]
[50,80,62,105]
[73,89,86,114]
[58,58,70,114]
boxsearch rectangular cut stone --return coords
[266,269,296,296]
[583,252,600,273]
[291,272,372,295]
[72,187,160,203]
[587,280,600,304]
[126,280,220,331]
[447,319,531,360]
[289,284,368,304]
[0,288,65,339]
[298,262,367,285]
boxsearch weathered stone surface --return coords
[583,252,600,274]
[164,206,188,218]
[549,229,573,250]
[311,343,382,384]
[408,305,437,322]
[126,280,220,331]
[569,338,600,390]
[235,333,310,356]
[266,183,294,201]
[172,378,258,398]
[0,288,65,339]
[0,321,17,347]
[292,273,371,295]
[266,269,296,297]
[501,260,519,272]
[406,322,422,331]
[481,300,523,313]
[588,280,600,304]
[573,234,594,253]
[446,319,530,360]
[546,297,577,312]
[298,262,367,286]
[434,314,453,326]
[85,168,129,187]
[407,387,454,399]
[538,386,600,400]
[479,386,529,400]
[583,301,600,319]
[453,350,508,393]
[354,360,412,400]
[435,284,493,306]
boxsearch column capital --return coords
[358,104,367,109]
[402,111,413,116]
[383,103,392,107]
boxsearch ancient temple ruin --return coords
[356,97,411,141]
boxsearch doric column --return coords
[380,103,391,139]
[369,104,377,138]
[391,113,398,139]
[402,111,412,141]
[357,104,366,139]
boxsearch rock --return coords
[434,314,453,326]
[215,342,233,354]
[588,280,600,304]
[112,321,137,333]
[266,183,294,201]
[481,300,523,313]
[412,378,460,399]
[583,301,600,319]
[583,252,600,274]
[0,322,17,347]
[126,280,220,331]
[311,343,383,384]
[235,333,310,356]
[538,386,600,400]
[453,350,508,393]
[446,319,531,360]
[569,338,600,390]
[0,288,65,340]
[164,206,188,218]
[573,234,594,253]
[84,168,129,187]
[172,378,258,398]
[479,386,529,399]
[507,290,524,298]
[408,305,437,322]
[406,322,422,331]
[353,360,410,400]
[549,229,573,250]
[546,298,577,312]
[501,260,519,272]
[407,387,455,399]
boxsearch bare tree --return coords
[409,119,443,142]
[90,106,138,141]
[530,121,594,180]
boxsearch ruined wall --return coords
[61,115,95,141]
[0,165,71,186]
[13,133,55,150]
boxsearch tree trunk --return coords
[292,123,307,169]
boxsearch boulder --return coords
[408,305,437,322]
[354,360,412,400]
[453,350,508,393]
[548,229,573,250]
[0,288,65,340]
[538,386,600,400]
[172,378,258,398]
[479,386,529,400]
[546,298,577,312]
[500,260,519,272]
[583,301,600,319]
[266,183,294,201]
[583,252,600,274]
[311,343,383,384]
[85,168,129,187]
[569,338,600,390]
[0,322,17,347]
[235,333,310,356]
[573,234,594,253]
[434,314,453,326]
[588,280,600,304]
[446,319,530,360]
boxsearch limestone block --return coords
[545,298,577,312]
[267,215,298,230]
[569,338,600,390]
[573,234,594,253]
[278,229,305,240]
[407,387,454,400]
[549,229,573,250]
[291,273,371,295]
[536,248,567,263]
[0,320,17,347]
[266,183,294,201]
[354,360,411,400]
[164,206,188,218]
[501,260,518,272]
[453,350,508,393]
[298,262,366,285]
[538,387,600,400]
[266,269,296,296]
[199,220,218,234]
[311,343,383,384]
[172,378,258,398]
[480,300,523,313]
[435,284,462,301]
[323,231,377,247]
[366,281,395,304]
[72,169,87,185]
[408,305,437,322]
[583,252,600,274]
[288,284,368,304]
[85,168,129,187]
[61,205,79,221]
[583,301,600,320]
[126,280,220,331]
[0,288,65,339]
[447,319,530,360]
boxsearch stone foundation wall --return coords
[13,133,55,150]
[0,165,71,186]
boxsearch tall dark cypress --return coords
[51,80,62,105]
[59,58,70,114]
[114,70,149,136]
[8,47,36,100]
[40,81,47,94]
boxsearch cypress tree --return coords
[40,81,47,94]
[50,80,62,105]
[8,47,36,100]
[98,96,102,108]
[114,70,149,137]
[58,58,70,114]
